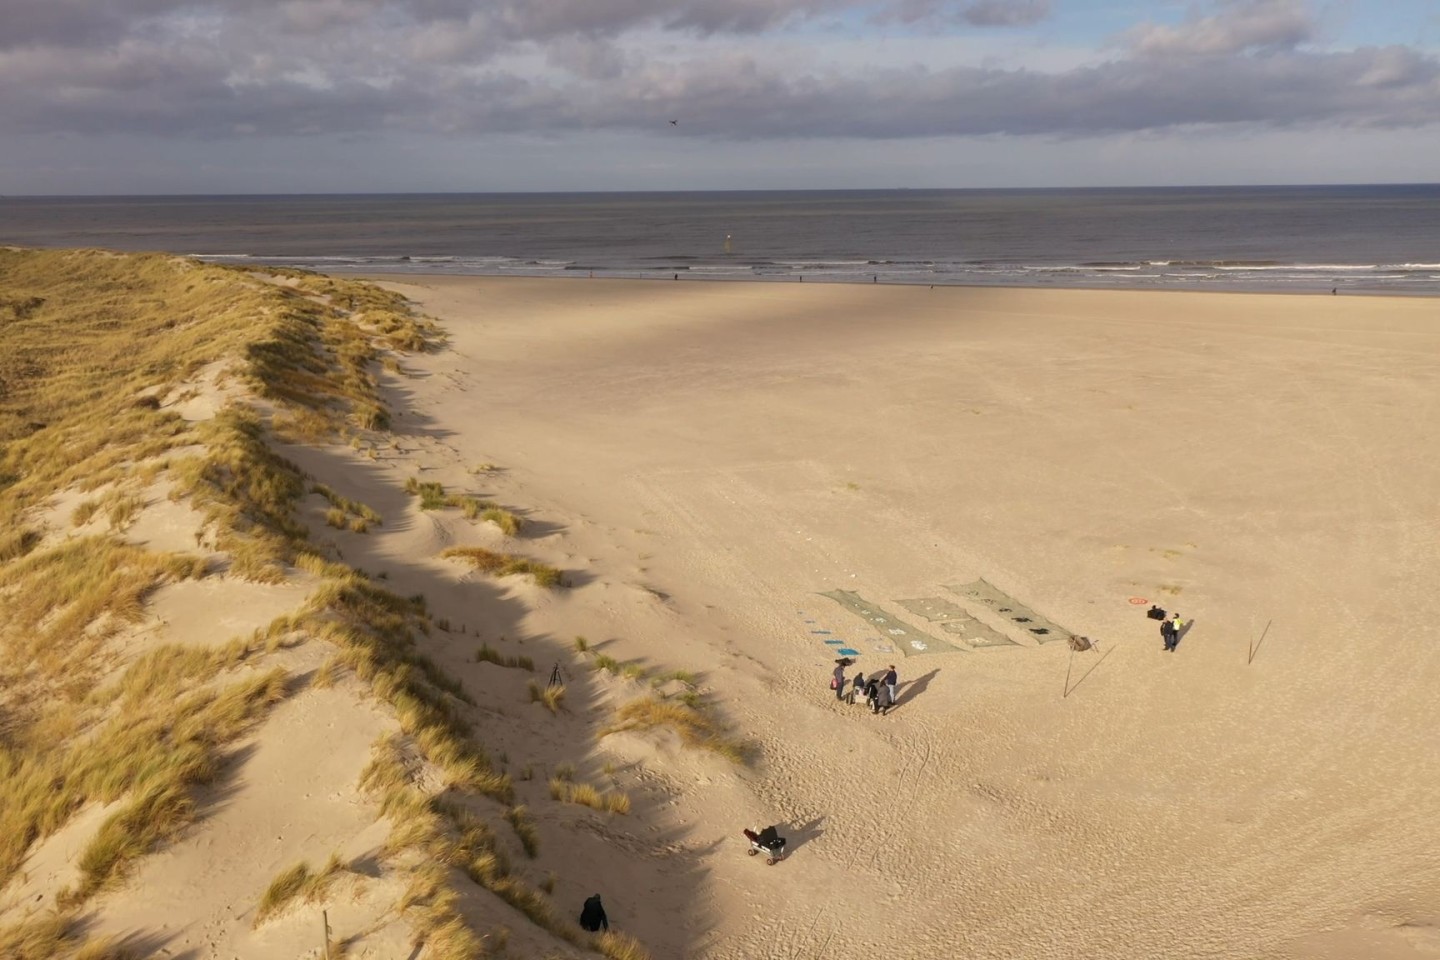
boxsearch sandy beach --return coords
[4,257,1438,960]
[364,277,1440,959]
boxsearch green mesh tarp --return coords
[894,597,1020,649]
[944,579,1072,645]
[818,589,960,657]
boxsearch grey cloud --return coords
[0,0,851,50]
[961,0,1050,27]
[278,0,385,34]
[3,36,1438,140]
[1124,0,1315,58]
[0,0,1048,52]
[1,0,1437,146]
[0,0,182,49]
[876,0,1050,26]
[476,47,1440,139]
[546,36,630,81]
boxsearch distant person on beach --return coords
[850,670,865,704]
[832,662,848,700]
[579,894,609,932]
[864,677,880,712]
[883,665,898,705]
[874,681,893,716]
[1162,614,1182,651]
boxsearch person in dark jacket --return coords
[579,893,609,932]
[875,681,893,716]
[1161,616,1177,651]
[864,678,881,713]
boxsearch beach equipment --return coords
[743,826,787,865]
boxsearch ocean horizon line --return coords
[5,181,1440,200]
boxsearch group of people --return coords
[831,660,899,715]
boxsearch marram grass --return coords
[0,249,657,958]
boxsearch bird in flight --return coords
[669,119,678,125]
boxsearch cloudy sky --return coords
[3,0,1438,193]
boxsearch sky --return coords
[2,0,1438,193]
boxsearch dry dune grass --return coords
[0,538,207,703]
[0,912,130,960]
[602,696,752,765]
[302,575,512,802]
[253,853,347,926]
[1,249,664,958]
[0,250,521,955]
[441,545,561,587]
[0,666,287,904]
[404,477,523,535]
[475,642,534,671]
[549,778,632,815]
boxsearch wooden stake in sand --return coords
[321,910,332,960]
[1248,619,1273,665]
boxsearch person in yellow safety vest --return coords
[1163,614,1184,651]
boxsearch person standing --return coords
[579,894,609,932]
[1162,615,1180,651]
[864,677,881,713]
[832,662,848,700]
[883,665,898,706]
[849,670,865,705]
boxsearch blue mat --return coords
[837,648,860,656]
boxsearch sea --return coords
[3,186,1439,294]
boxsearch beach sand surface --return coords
[368,277,1440,960]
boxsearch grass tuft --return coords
[503,805,539,858]
[549,779,629,815]
[527,680,565,714]
[441,546,561,588]
[254,854,347,925]
[602,696,753,765]
[596,930,653,960]
[475,643,534,671]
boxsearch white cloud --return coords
[1124,0,1315,58]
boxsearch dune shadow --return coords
[184,742,259,828]
[237,340,729,958]
[76,918,201,960]
[516,514,567,540]
[560,568,599,589]
[376,372,455,444]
